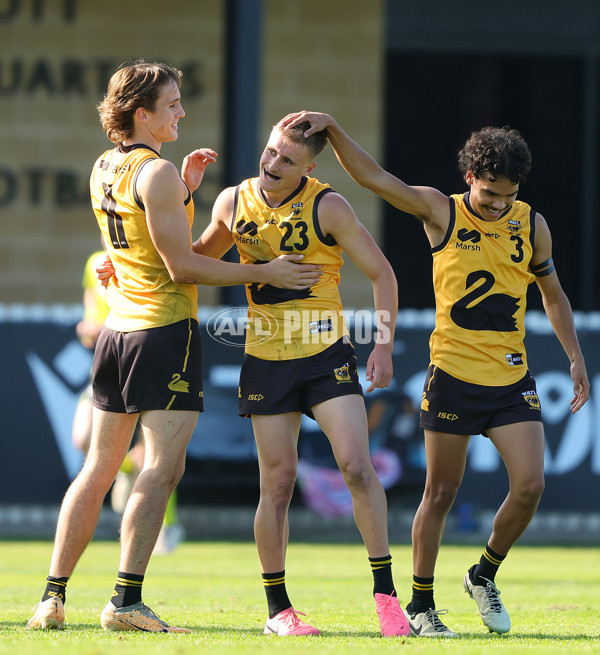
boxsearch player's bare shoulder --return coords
[211,185,238,226]
[412,185,451,246]
[136,157,185,204]
[316,190,358,235]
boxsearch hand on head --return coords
[277,112,332,138]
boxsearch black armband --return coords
[530,258,555,277]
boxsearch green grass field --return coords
[0,540,597,654]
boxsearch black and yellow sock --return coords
[42,576,68,604]
[369,554,395,596]
[472,545,506,584]
[262,570,291,619]
[409,575,434,614]
[110,572,144,608]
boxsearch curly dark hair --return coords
[277,120,328,159]
[458,126,532,184]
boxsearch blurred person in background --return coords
[280,111,589,637]
[71,247,110,455]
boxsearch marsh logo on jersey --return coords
[457,228,481,244]
[236,219,258,236]
[456,228,481,252]
[508,219,521,234]
[334,364,352,383]
[235,220,259,244]
[522,390,541,410]
[505,353,524,366]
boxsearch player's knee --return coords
[262,470,296,505]
[338,459,374,491]
[426,481,460,513]
[514,475,545,508]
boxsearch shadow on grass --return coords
[446,631,597,641]
[8,622,597,642]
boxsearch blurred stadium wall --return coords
[1,1,598,541]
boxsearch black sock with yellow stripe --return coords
[110,572,144,608]
[369,554,395,596]
[42,576,68,604]
[409,575,435,614]
[262,570,292,619]
[472,545,506,584]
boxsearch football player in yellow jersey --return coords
[280,112,589,637]
[26,61,322,634]
[193,122,410,637]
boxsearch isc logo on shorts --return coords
[437,412,459,421]
[248,394,264,401]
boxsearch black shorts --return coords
[239,338,363,418]
[92,318,204,414]
[419,365,542,436]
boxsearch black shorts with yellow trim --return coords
[419,365,542,436]
[239,337,363,418]
[92,318,204,414]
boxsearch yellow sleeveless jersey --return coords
[89,144,197,332]
[233,176,348,360]
[429,192,536,385]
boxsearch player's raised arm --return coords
[279,111,449,232]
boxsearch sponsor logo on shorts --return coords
[334,364,352,383]
[505,352,524,366]
[248,394,264,401]
[522,390,541,410]
[421,392,429,412]
[168,374,190,393]
[437,411,459,421]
